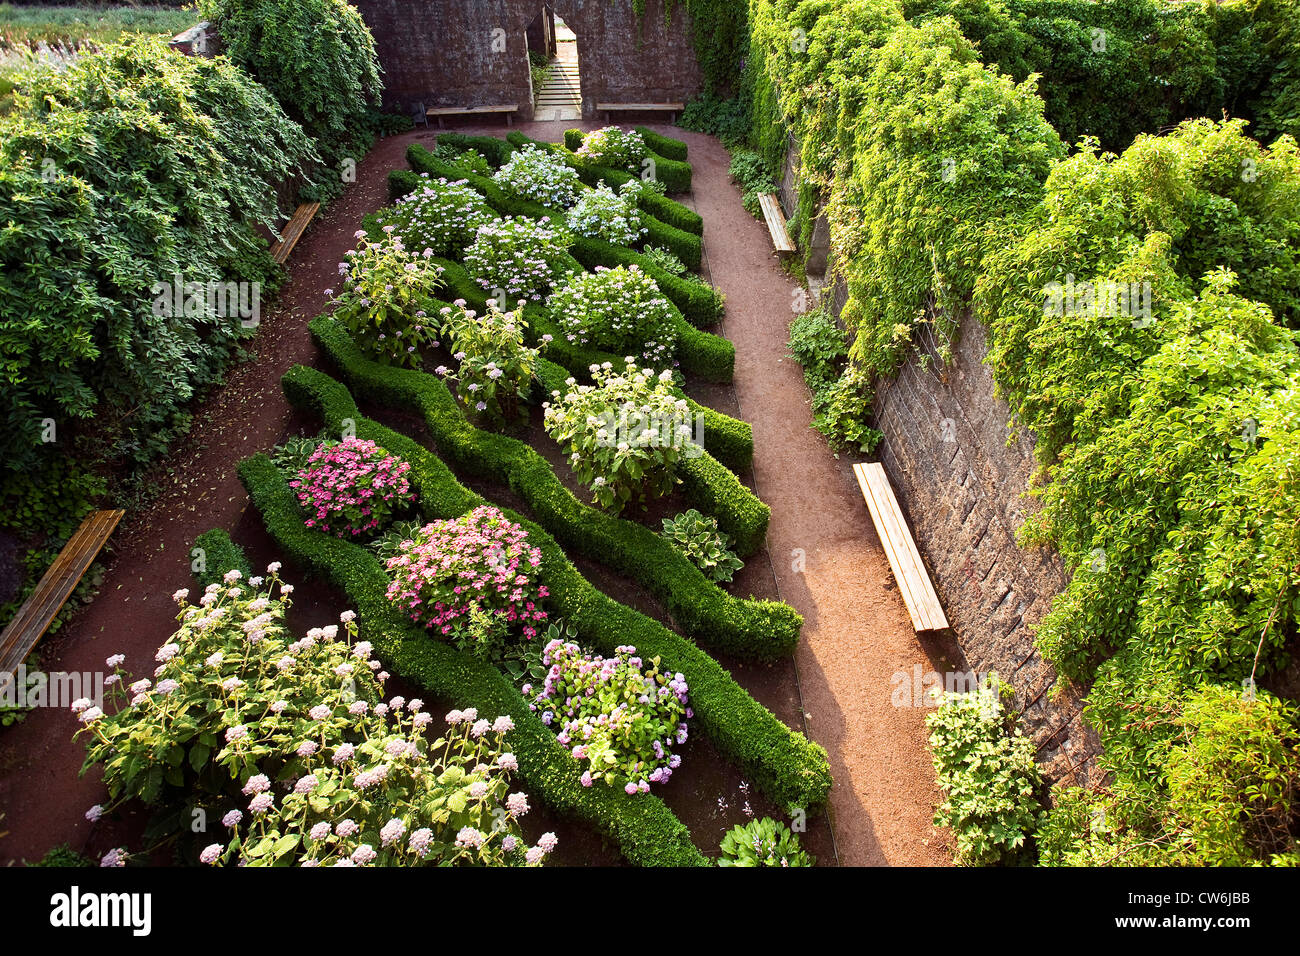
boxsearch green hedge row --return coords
[505,132,703,236]
[192,528,253,591]
[550,128,692,193]
[310,317,793,657]
[234,456,707,866]
[431,131,516,168]
[422,257,752,473]
[276,364,833,811]
[408,143,709,305]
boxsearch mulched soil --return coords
[0,118,948,867]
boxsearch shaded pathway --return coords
[673,129,953,866]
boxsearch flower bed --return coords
[331,233,443,367]
[548,265,677,367]
[463,216,573,304]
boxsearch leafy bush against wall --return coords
[0,38,316,538]
[201,0,381,172]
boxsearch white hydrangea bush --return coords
[493,144,584,209]
[565,181,648,247]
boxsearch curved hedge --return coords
[275,364,834,812]
[635,127,690,161]
[309,317,794,657]
[234,458,706,866]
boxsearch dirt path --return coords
[673,130,951,866]
[0,119,949,867]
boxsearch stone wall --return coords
[822,275,1101,786]
[351,0,703,120]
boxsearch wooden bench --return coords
[852,463,949,633]
[597,102,685,124]
[0,510,124,685]
[758,193,795,253]
[270,202,321,265]
[427,105,519,128]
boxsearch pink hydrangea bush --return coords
[385,506,549,651]
[74,563,556,867]
[290,438,414,538]
[529,639,690,794]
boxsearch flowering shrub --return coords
[575,126,647,172]
[529,639,689,793]
[492,144,583,208]
[719,817,815,867]
[290,438,414,538]
[565,181,648,247]
[385,506,549,651]
[463,216,572,303]
[373,175,495,259]
[331,233,443,367]
[75,565,556,866]
[543,360,698,512]
[548,265,676,366]
[434,300,541,427]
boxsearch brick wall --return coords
[351,0,702,120]
[823,274,1101,786]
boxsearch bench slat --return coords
[853,463,949,632]
[270,202,320,265]
[0,509,124,678]
[758,193,795,253]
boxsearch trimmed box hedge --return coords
[563,126,689,163]
[309,317,794,658]
[273,365,833,812]
[230,466,707,867]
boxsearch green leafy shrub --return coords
[200,0,381,173]
[530,638,689,793]
[927,677,1043,865]
[373,175,495,259]
[544,360,697,512]
[729,148,780,218]
[434,301,540,427]
[330,234,444,368]
[719,817,816,866]
[661,510,743,583]
[548,265,677,366]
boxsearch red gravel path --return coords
[0,120,950,867]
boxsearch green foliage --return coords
[661,509,744,583]
[374,176,496,260]
[200,0,381,174]
[718,816,816,866]
[728,147,780,218]
[27,844,94,868]
[679,93,751,147]
[927,677,1043,865]
[435,301,540,428]
[549,265,678,367]
[0,37,315,543]
[787,309,881,453]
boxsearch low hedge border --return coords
[411,143,707,297]
[309,317,791,657]
[192,528,253,591]
[430,131,516,168]
[276,364,834,812]
[563,128,689,164]
[233,459,707,866]
[420,258,751,473]
[503,132,703,236]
